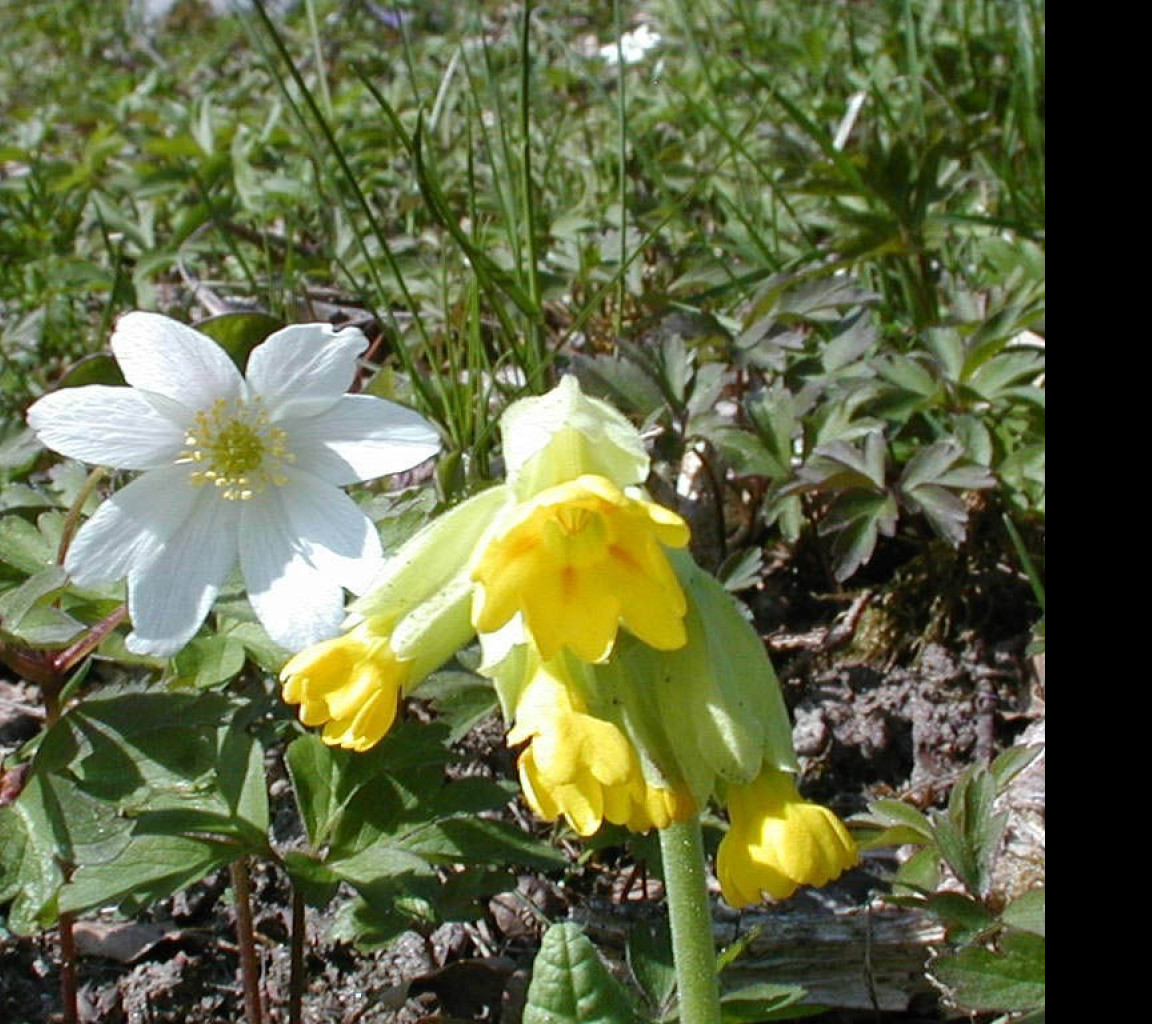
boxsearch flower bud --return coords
[499,375,651,497]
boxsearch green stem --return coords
[55,466,106,566]
[659,817,722,1024]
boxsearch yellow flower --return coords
[280,623,410,752]
[716,766,858,906]
[281,484,505,752]
[471,474,690,662]
[507,660,694,836]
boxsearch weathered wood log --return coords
[714,897,946,1013]
[571,882,946,1014]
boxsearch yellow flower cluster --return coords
[279,375,857,906]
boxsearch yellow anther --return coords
[178,396,294,500]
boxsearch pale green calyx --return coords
[500,375,651,498]
[350,483,512,629]
[585,550,798,807]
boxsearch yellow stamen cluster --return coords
[180,397,293,500]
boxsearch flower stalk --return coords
[660,817,722,1024]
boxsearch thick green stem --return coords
[659,817,722,1024]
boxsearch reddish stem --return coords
[230,859,265,1024]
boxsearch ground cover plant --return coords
[1,1,1043,1022]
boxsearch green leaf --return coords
[775,274,879,321]
[171,633,247,689]
[0,567,83,643]
[0,783,67,933]
[930,933,1045,1012]
[286,732,339,849]
[219,619,290,673]
[819,490,899,581]
[0,514,56,575]
[130,808,259,849]
[416,670,499,744]
[330,889,434,949]
[897,441,993,546]
[710,426,787,479]
[1002,888,1045,937]
[860,798,935,841]
[193,312,283,371]
[281,850,341,907]
[989,744,1043,791]
[821,312,877,372]
[51,690,234,802]
[0,427,45,474]
[720,983,818,1021]
[926,892,996,943]
[52,353,125,389]
[59,833,237,917]
[523,922,642,1024]
[627,918,676,1017]
[953,769,1006,897]
[434,865,518,922]
[894,847,941,893]
[325,843,435,893]
[397,817,564,871]
[874,352,939,401]
[798,433,888,492]
[746,385,799,476]
[215,718,269,839]
[968,350,1044,402]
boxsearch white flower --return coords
[27,312,441,657]
[599,23,662,65]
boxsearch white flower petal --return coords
[278,468,384,593]
[111,311,244,411]
[246,324,368,420]
[65,465,204,587]
[239,496,345,651]
[123,489,241,657]
[286,394,440,486]
[27,386,187,470]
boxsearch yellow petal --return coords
[280,626,410,751]
[506,659,693,835]
[717,767,858,907]
[472,474,689,661]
